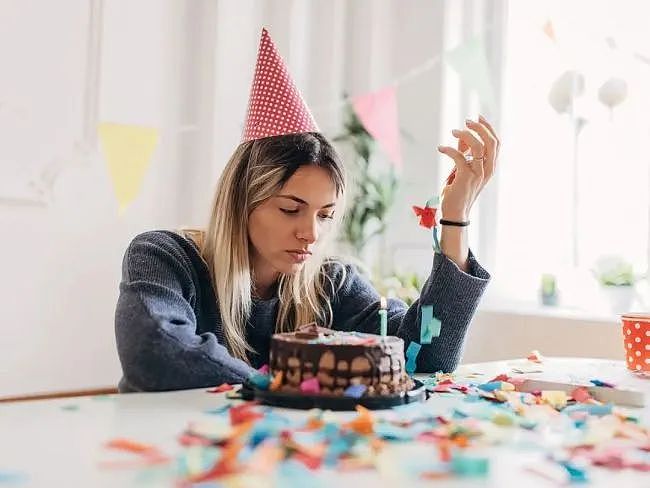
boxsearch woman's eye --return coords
[319,213,335,221]
[280,208,299,214]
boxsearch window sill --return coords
[479,298,620,325]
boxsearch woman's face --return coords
[248,165,338,279]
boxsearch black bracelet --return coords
[439,219,470,227]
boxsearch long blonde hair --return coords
[189,132,346,362]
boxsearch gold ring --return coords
[464,154,485,163]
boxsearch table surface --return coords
[2,357,649,487]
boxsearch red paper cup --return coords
[621,313,650,376]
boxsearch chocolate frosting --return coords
[269,328,411,396]
[294,322,334,339]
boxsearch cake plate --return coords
[237,379,428,411]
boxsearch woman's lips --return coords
[286,251,311,263]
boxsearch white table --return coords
[1,358,649,487]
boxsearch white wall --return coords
[464,309,623,364]
[0,0,220,397]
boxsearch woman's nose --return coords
[296,217,319,244]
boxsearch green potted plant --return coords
[539,273,559,306]
[332,101,427,304]
[332,102,398,258]
[592,255,643,313]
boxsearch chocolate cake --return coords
[268,323,414,397]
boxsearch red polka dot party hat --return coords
[241,28,319,143]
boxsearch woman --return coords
[114,29,497,393]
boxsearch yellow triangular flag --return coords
[98,122,159,214]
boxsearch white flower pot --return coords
[600,285,635,314]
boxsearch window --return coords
[492,0,649,310]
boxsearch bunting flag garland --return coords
[98,122,159,215]
[3,23,503,211]
[351,86,402,168]
[444,35,496,113]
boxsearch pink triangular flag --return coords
[351,86,402,168]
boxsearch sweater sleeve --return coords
[114,232,256,392]
[329,250,490,373]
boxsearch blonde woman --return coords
[114,29,496,392]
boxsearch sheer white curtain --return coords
[438,0,507,272]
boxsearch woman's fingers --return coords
[465,119,497,180]
[438,116,499,212]
[437,145,484,180]
[451,129,484,158]
[479,114,500,156]
[478,114,497,138]
[465,119,496,153]
[446,168,457,186]
[437,145,466,171]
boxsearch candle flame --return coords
[380,296,387,309]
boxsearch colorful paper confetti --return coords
[207,383,234,393]
[420,305,441,344]
[405,342,422,375]
[93,361,650,486]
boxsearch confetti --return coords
[270,371,283,391]
[477,381,514,392]
[249,372,271,390]
[0,471,28,484]
[101,438,171,468]
[558,460,589,483]
[412,205,437,229]
[96,360,650,486]
[527,350,543,363]
[229,404,263,425]
[405,342,421,375]
[207,383,234,393]
[450,451,490,477]
[420,305,441,344]
[344,406,374,435]
[571,387,593,403]
[541,390,568,409]
[105,438,159,455]
[562,403,614,416]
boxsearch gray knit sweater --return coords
[114,230,490,392]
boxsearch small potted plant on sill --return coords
[592,255,643,314]
[539,273,559,306]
